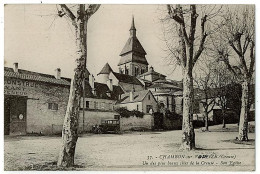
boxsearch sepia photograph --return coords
[2,2,256,172]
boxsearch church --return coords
[97,17,183,114]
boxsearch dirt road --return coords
[4,123,255,171]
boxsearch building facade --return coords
[117,90,158,114]
[4,65,70,135]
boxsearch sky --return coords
[4,4,183,81]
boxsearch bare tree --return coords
[213,5,255,141]
[165,4,222,150]
[212,63,235,128]
[194,58,216,131]
[56,4,100,167]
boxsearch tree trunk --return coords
[222,110,226,128]
[238,80,249,141]
[180,69,195,150]
[57,7,85,167]
[204,111,209,131]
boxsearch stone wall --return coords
[120,114,154,131]
[78,110,118,132]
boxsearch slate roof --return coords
[112,72,143,86]
[84,81,124,100]
[4,67,71,86]
[98,63,113,75]
[149,83,181,90]
[119,90,151,104]
[139,69,166,78]
[119,37,147,56]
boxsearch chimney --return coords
[107,79,113,91]
[55,68,61,79]
[13,62,18,73]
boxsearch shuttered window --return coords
[48,103,58,110]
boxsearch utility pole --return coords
[57,4,100,167]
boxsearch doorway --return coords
[4,95,27,135]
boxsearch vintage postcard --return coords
[3,3,255,171]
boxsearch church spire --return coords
[130,16,136,38]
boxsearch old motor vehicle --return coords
[93,119,120,134]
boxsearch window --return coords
[125,68,129,75]
[135,67,139,76]
[141,68,145,74]
[101,102,105,110]
[148,95,150,100]
[94,101,97,109]
[48,103,58,110]
[146,105,153,113]
[137,104,139,111]
[114,115,120,120]
[85,101,89,109]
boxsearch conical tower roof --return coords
[98,63,113,75]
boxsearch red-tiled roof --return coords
[4,67,70,86]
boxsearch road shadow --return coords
[195,147,255,151]
[15,161,84,171]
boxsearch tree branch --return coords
[208,98,215,112]
[60,4,76,27]
[229,41,242,57]
[85,4,101,17]
[242,36,250,55]
[167,5,184,24]
[248,41,255,77]
[193,15,207,66]
[167,5,190,45]
[189,5,197,42]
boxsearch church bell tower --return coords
[118,16,149,77]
